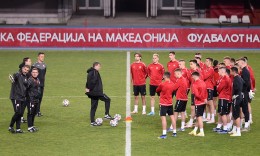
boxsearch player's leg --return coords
[213,86,218,115]
[213,99,223,132]
[99,94,112,119]
[27,101,38,132]
[140,85,146,115]
[218,100,228,134]
[21,99,27,123]
[168,105,177,136]
[132,86,139,114]
[158,106,167,139]
[11,100,24,133]
[148,85,156,116]
[206,89,215,123]
[230,98,241,136]
[90,97,99,126]
[37,87,44,117]
[181,101,187,130]
[248,98,253,124]
[186,94,195,128]
[196,105,205,136]
[189,105,199,136]
[241,93,250,131]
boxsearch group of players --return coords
[8,52,47,134]
[130,52,255,138]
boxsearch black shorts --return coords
[191,94,195,106]
[207,89,214,101]
[228,102,232,114]
[195,105,206,117]
[232,97,242,120]
[213,86,218,97]
[174,100,187,112]
[149,85,159,96]
[218,99,229,116]
[160,105,174,116]
[133,85,146,96]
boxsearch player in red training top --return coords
[170,69,189,132]
[204,58,215,124]
[186,59,204,128]
[131,53,147,115]
[244,56,255,124]
[156,72,177,139]
[178,59,189,89]
[188,71,207,137]
[147,54,165,116]
[212,60,219,114]
[167,51,179,83]
[213,67,232,134]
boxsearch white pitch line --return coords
[125,51,131,156]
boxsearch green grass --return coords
[0,50,259,156]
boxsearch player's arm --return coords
[203,68,213,81]
[156,84,162,93]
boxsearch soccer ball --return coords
[114,114,122,121]
[62,99,70,107]
[110,119,118,127]
[95,118,103,125]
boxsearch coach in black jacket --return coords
[86,62,112,126]
[8,65,30,133]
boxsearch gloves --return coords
[9,74,15,83]
[249,90,255,99]
[232,95,238,100]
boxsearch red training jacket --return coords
[203,66,214,90]
[172,76,188,101]
[192,79,207,105]
[167,60,179,83]
[147,63,165,86]
[217,75,232,101]
[131,61,147,86]
[156,80,175,106]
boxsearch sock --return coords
[229,113,232,120]
[134,105,138,112]
[207,113,210,119]
[181,122,185,129]
[170,124,173,129]
[214,110,217,115]
[232,126,237,132]
[211,114,215,121]
[237,127,241,134]
[189,119,194,125]
[185,111,187,116]
[245,122,249,128]
[173,129,177,133]
[142,106,146,112]
[217,124,222,129]
[151,107,154,113]
[203,112,206,119]
[193,127,198,132]
[200,128,204,133]
[223,125,227,131]
[250,114,252,121]
[162,130,167,135]
[227,123,231,129]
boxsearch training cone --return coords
[125,116,132,122]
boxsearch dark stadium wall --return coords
[0,0,58,13]
[116,0,146,12]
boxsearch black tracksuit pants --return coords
[242,92,250,122]
[27,101,38,127]
[37,87,44,113]
[9,100,24,129]
[90,94,111,122]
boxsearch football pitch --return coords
[0,50,259,156]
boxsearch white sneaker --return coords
[131,111,138,114]
[249,120,253,124]
[142,111,146,115]
[202,118,209,122]
[230,132,241,137]
[206,120,215,124]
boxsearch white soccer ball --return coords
[110,119,118,127]
[114,114,122,121]
[95,118,103,125]
[62,99,70,107]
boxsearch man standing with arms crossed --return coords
[131,53,147,115]
[147,54,165,116]
[33,52,47,117]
